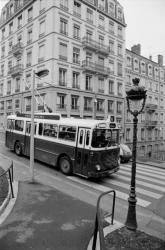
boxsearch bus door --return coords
[6,119,14,148]
[24,121,37,156]
[76,128,91,176]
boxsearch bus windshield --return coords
[91,129,119,148]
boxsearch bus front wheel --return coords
[14,142,22,156]
[59,156,72,175]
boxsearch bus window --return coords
[43,123,58,138]
[26,121,37,134]
[79,130,83,144]
[59,126,76,141]
[86,130,90,146]
[7,119,14,130]
[39,123,43,135]
[15,120,24,132]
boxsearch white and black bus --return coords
[5,113,120,178]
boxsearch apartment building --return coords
[0,0,126,133]
[125,44,165,156]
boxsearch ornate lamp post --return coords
[30,69,49,182]
[125,78,147,230]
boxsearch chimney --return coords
[158,55,163,66]
[149,55,152,61]
[131,44,141,55]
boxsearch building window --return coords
[117,63,123,77]
[1,46,5,58]
[38,44,45,62]
[25,74,31,90]
[141,128,145,140]
[60,18,68,35]
[108,2,115,16]
[9,22,13,34]
[0,101,4,110]
[40,0,45,12]
[15,99,20,109]
[127,56,131,67]
[39,20,45,37]
[73,72,79,88]
[109,80,114,94]
[18,15,22,28]
[59,68,67,86]
[109,21,114,33]
[87,8,93,23]
[1,65,4,76]
[27,29,32,44]
[2,28,5,39]
[86,30,92,41]
[6,100,12,110]
[7,80,11,94]
[108,100,114,113]
[59,43,67,61]
[73,24,80,39]
[98,78,104,93]
[8,60,12,73]
[109,40,114,54]
[134,59,139,71]
[0,82,3,96]
[98,15,104,29]
[28,7,33,22]
[86,75,92,91]
[109,60,114,74]
[117,102,122,114]
[73,47,80,64]
[117,82,122,96]
[15,78,20,92]
[118,44,122,56]
[71,95,78,110]
[57,94,66,109]
[99,35,104,46]
[27,51,32,67]
[84,97,92,111]
[97,99,104,112]
[73,1,81,17]
[118,25,122,38]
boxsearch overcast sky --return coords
[0,0,165,63]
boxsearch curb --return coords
[87,218,123,250]
[0,181,19,225]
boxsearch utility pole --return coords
[30,70,35,182]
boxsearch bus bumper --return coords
[88,166,120,178]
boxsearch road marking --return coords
[137,163,165,172]
[122,164,165,176]
[121,165,165,180]
[67,176,150,207]
[119,169,165,186]
[104,179,162,199]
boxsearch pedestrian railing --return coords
[0,161,14,198]
[92,190,116,250]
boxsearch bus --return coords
[5,113,120,178]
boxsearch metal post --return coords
[30,70,35,182]
[125,114,138,230]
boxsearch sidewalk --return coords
[0,181,96,250]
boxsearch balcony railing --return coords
[84,106,93,112]
[59,81,67,87]
[57,104,67,110]
[145,103,158,112]
[10,64,23,77]
[82,60,110,77]
[60,4,69,12]
[71,105,79,111]
[82,37,109,56]
[12,42,23,56]
[26,105,31,111]
[72,84,80,89]
[145,120,158,128]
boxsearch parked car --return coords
[119,144,132,163]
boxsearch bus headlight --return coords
[96,164,101,171]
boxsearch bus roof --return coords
[7,114,119,129]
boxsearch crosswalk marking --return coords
[122,164,165,176]
[136,163,165,174]
[118,169,165,186]
[67,176,151,207]
[121,165,165,180]
[104,179,162,199]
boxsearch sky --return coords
[0,0,165,63]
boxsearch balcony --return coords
[60,4,69,12]
[145,120,158,128]
[82,60,110,77]
[12,42,23,56]
[145,103,158,112]
[10,64,23,77]
[57,104,67,111]
[82,37,109,56]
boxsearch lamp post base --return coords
[125,197,137,231]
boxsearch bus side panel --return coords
[34,138,76,167]
[12,133,25,153]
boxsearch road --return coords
[0,137,165,238]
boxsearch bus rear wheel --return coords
[59,156,72,175]
[15,142,22,156]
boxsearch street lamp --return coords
[125,78,147,230]
[30,69,49,182]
